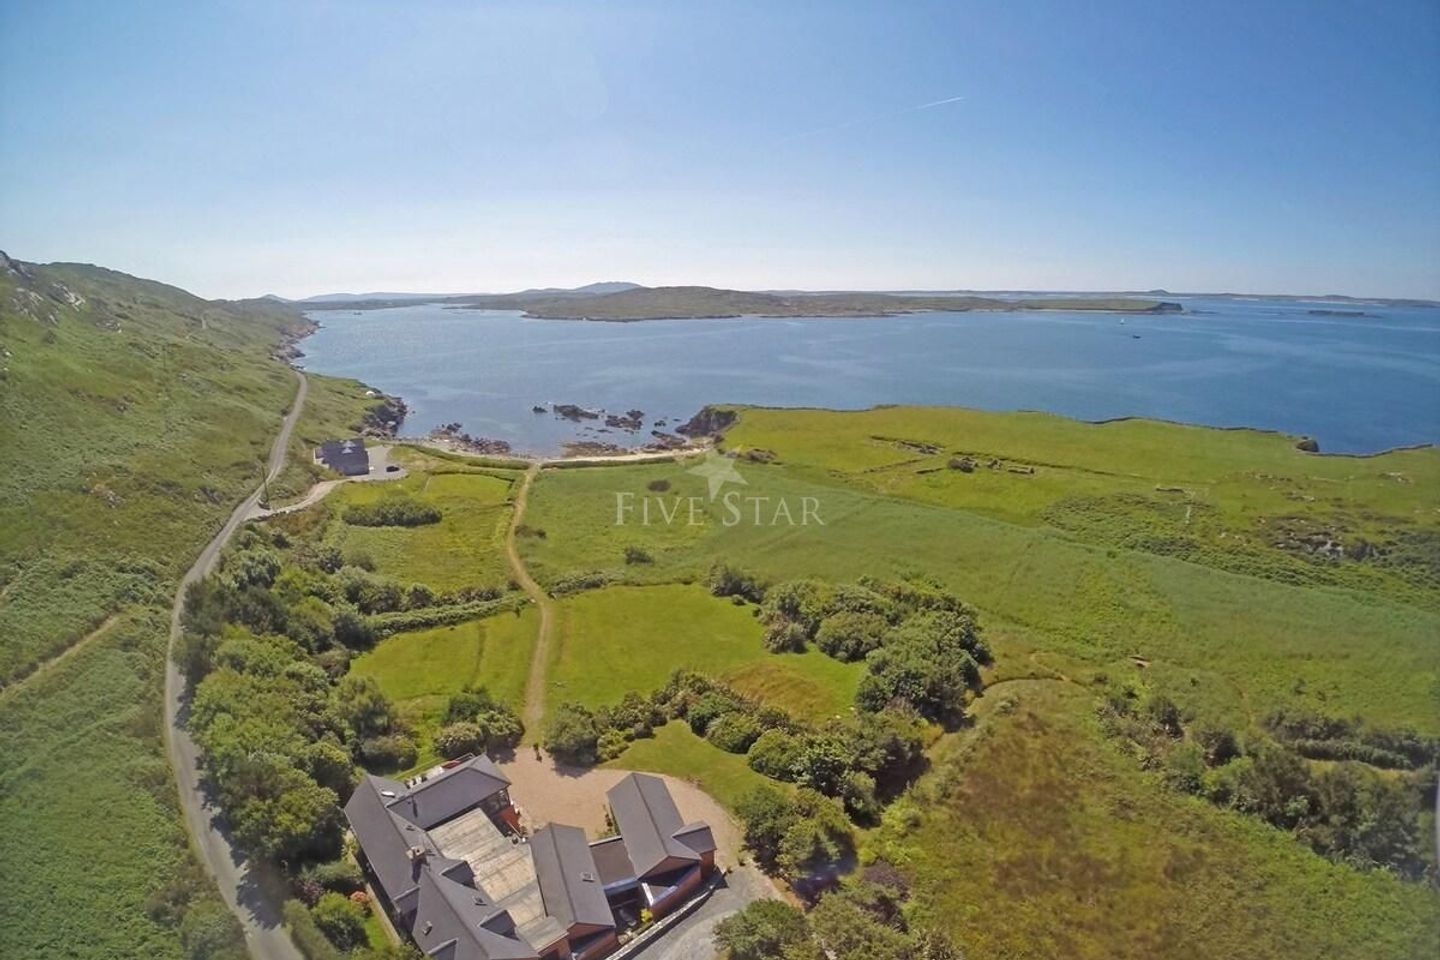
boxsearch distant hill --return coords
[490,285,1181,320]
[304,284,1180,319]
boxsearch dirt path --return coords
[506,464,557,739]
[0,614,120,702]
[164,369,308,960]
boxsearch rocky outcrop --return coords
[676,405,738,438]
[1295,437,1320,453]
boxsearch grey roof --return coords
[605,773,711,880]
[530,825,615,932]
[673,821,716,857]
[588,836,637,887]
[317,437,370,475]
[388,755,512,830]
[412,869,539,960]
[342,778,472,910]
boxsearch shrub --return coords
[434,722,486,759]
[707,712,763,753]
[687,691,741,735]
[310,892,367,951]
[179,900,246,960]
[342,496,441,527]
[623,545,653,565]
[706,561,764,602]
[762,618,809,653]
[747,729,803,780]
[597,729,630,762]
[544,703,600,765]
[814,611,889,662]
[357,734,417,770]
[300,859,364,895]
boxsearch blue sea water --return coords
[298,296,1440,455]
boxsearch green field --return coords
[519,454,1439,735]
[605,721,783,811]
[321,468,518,592]
[350,608,538,769]
[513,405,1440,956]
[542,583,862,724]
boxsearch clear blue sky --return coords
[2,0,1437,299]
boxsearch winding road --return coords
[164,369,308,960]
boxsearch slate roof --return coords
[604,774,714,880]
[342,777,472,911]
[530,825,615,932]
[388,755,512,830]
[587,836,637,887]
[412,869,540,960]
[316,437,370,476]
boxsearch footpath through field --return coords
[506,464,558,738]
[164,369,308,960]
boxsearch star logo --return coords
[687,449,747,500]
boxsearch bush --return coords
[623,545,653,565]
[283,900,344,960]
[300,859,364,895]
[358,734,417,770]
[544,702,600,765]
[747,729,803,780]
[310,892,367,951]
[706,561,764,603]
[687,691,741,735]
[179,899,246,960]
[435,722,487,759]
[342,496,441,527]
[762,618,809,653]
[707,712,763,753]
[597,728,630,761]
[814,611,889,662]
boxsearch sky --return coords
[2,0,1438,300]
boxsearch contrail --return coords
[778,94,966,143]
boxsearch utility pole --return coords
[259,456,271,508]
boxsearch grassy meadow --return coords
[508,405,1440,955]
[542,583,861,723]
[321,467,517,591]
[350,608,538,769]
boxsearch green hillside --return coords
[0,253,379,959]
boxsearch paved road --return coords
[506,465,558,739]
[624,865,778,960]
[164,369,308,960]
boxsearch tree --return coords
[336,675,398,739]
[230,767,342,863]
[544,702,600,765]
[736,786,797,867]
[808,885,911,960]
[714,900,811,960]
[311,891,367,950]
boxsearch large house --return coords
[344,756,716,960]
[315,437,370,476]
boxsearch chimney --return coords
[407,845,428,863]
